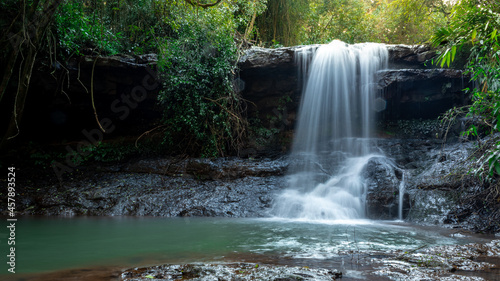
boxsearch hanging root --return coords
[91,56,106,132]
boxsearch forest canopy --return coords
[256,0,453,46]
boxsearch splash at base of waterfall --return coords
[273,154,385,221]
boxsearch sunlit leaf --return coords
[451,45,457,62]
[440,49,448,68]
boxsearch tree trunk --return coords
[244,9,258,40]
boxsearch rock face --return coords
[378,68,469,120]
[385,44,436,68]
[16,158,287,217]
[362,156,408,220]
[237,44,470,154]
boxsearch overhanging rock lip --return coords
[68,54,158,70]
[377,68,466,88]
[239,43,436,72]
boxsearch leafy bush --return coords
[55,1,123,56]
[157,5,245,157]
[54,0,170,56]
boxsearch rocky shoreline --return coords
[119,240,500,281]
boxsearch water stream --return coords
[273,40,390,220]
[398,171,406,221]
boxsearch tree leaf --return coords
[440,49,448,68]
[495,163,500,175]
[451,45,457,62]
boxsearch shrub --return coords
[157,5,245,157]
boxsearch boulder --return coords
[363,156,409,220]
[385,44,435,67]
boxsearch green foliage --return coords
[381,0,449,44]
[433,0,500,184]
[157,4,244,157]
[55,1,123,56]
[255,0,309,46]
[253,0,451,46]
[50,0,267,157]
[230,0,268,34]
[106,0,168,54]
[300,0,376,44]
[54,0,172,56]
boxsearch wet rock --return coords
[17,159,288,217]
[385,44,435,67]
[77,54,158,70]
[118,241,499,281]
[363,156,407,220]
[238,47,299,69]
[237,44,435,70]
[376,118,458,142]
[373,131,500,234]
[121,263,341,281]
[373,240,500,281]
[121,157,288,180]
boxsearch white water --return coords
[398,171,406,220]
[273,40,389,220]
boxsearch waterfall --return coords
[398,171,406,220]
[273,40,388,221]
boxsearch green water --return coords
[0,217,479,277]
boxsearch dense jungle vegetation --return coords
[0,0,499,190]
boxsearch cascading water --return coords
[398,171,406,220]
[273,40,389,221]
